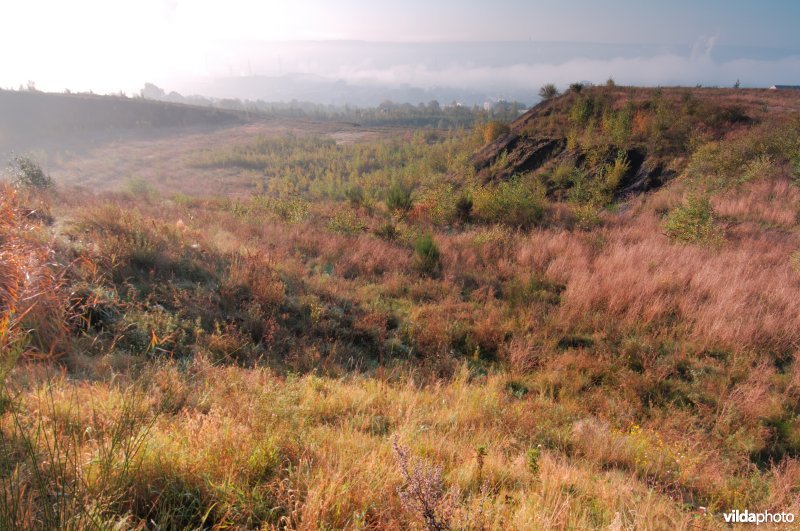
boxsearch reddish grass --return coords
[516,201,800,353]
[713,175,800,228]
[0,186,67,357]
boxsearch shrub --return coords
[568,82,585,94]
[602,150,630,191]
[569,96,594,126]
[603,103,634,145]
[472,178,546,228]
[417,184,461,225]
[413,233,441,276]
[374,221,399,241]
[392,438,455,531]
[7,155,53,189]
[344,185,364,207]
[538,84,559,101]
[386,181,414,213]
[483,121,510,143]
[327,208,366,235]
[791,251,800,272]
[572,202,602,230]
[125,177,156,199]
[455,194,473,223]
[526,447,541,476]
[663,195,723,244]
[550,163,575,188]
[266,196,309,223]
[741,154,774,183]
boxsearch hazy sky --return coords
[1,0,799,96]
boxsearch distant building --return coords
[769,85,800,90]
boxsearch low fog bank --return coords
[157,40,800,107]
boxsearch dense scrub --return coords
[2,87,800,528]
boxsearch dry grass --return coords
[2,361,730,529]
[508,191,800,354]
[3,98,800,528]
[0,185,67,360]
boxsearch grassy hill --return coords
[0,89,245,155]
[1,85,800,528]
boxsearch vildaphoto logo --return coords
[722,510,795,525]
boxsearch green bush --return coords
[568,82,585,94]
[418,184,460,225]
[269,197,309,223]
[573,203,602,231]
[472,178,546,228]
[527,447,541,475]
[664,195,723,244]
[386,181,414,213]
[455,194,473,223]
[125,177,156,199]
[327,208,366,235]
[569,96,594,127]
[345,185,364,207]
[566,169,595,205]
[603,103,634,145]
[538,84,559,101]
[549,163,575,189]
[8,155,53,189]
[413,233,441,276]
[602,150,630,191]
[374,221,399,241]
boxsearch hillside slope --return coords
[474,86,800,198]
[0,89,246,154]
[2,87,800,529]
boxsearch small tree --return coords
[664,195,723,245]
[386,181,414,213]
[414,234,442,276]
[568,82,585,94]
[538,83,559,101]
[482,120,510,143]
[8,156,53,189]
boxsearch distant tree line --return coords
[140,83,527,128]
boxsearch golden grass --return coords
[3,361,730,529]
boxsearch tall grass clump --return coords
[0,185,66,359]
[0,381,155,529]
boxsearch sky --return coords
[1,0,799,99]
